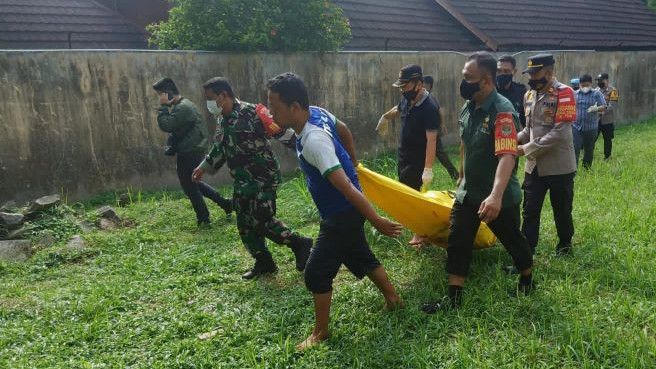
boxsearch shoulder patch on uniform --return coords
[555,88,576,124]
[255,104,282,136]
[494,112,518,156]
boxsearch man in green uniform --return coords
[422,52,534,313]
[154,77,232,226]
[192,77,313,280]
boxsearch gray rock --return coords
[118,193,131,207]
[98,218,117,231]
[0,200,17,212]
[6,227,28,240]
[97,206,121,223]
[66,235,87,251]
[26,194,61,215]
[78,220,96,233]
[0,240,32,262]
[0,212,25,229]
[35,231,57,248]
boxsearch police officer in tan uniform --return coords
[516,54,578,260]
[596,73,619,160]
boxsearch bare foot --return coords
[296,331,330,351]
[384,297,405,311]
[409,235,428,249]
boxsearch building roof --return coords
[332,0,483,51]
[0,0,148,49]
[336,0,656,51]
[447,0,656,51]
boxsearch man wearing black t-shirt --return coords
[378,65,439,246]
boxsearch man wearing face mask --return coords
[392,65,439,245]
[496,55,527,128]
[573,74,606,169]
[153,77,233,227]
[596,73,619,160]
[192,77,313,280]
[423,75,459,181]
[422,52,534,313]
[515,54,578,259]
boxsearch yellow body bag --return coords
[356,164,496,249]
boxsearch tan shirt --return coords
[599,85,619,125]
[518,79,577,176]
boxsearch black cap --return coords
[152,77,179,94]
[596,73,609,80]
[522,54,555,74]
[393,64,423,87]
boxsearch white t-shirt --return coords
[297,122,341,176]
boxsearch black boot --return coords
[511,273,536,296]
[556,242,572,256]
[242,251,278,280]
[289,236,313,271]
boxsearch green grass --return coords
[1,120,655,368]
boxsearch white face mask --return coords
[580,87,591,93]
[206,100,222,116]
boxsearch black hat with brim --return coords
[393,64,423,87]
[522,54,555,74]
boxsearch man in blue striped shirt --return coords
[573,74,606,169]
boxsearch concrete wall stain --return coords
[1,50,655,203]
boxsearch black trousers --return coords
[446,197,533,277]
[436,138,459,180]
[522,169,575,253]
[574,130,597,169]
[176,151,231,222]
[598,123,615,159]
[398,159,423,191]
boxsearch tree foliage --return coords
[147,0,352,51]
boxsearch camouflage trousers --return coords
[234,191,296,257]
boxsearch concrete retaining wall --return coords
[1,50,655,203]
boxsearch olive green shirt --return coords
[157,98,208,154]
[456,90,521,207]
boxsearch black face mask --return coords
[402,88,419,102]
[528,77,548,91]
[598,82,606,89]
[496,74,513,90]
[460,79,481,100]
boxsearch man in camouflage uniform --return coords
[596,73,619,160]
[192,77,313,280]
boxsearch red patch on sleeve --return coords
[554,88,576,124]
[256,104,282,136]
[494,112,518,156]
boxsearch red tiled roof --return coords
[0,0,148,49]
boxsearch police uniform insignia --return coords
[480,116,490,133]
